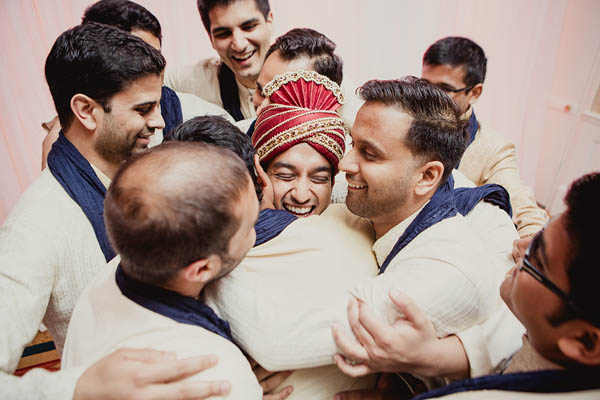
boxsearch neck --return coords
[64,127,119,179]
[237,74,256,90]
[505,335,564,374]
[162,277,204,299]
[371,193,433,239]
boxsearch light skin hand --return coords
[249,358,294,400]
[512,236,534,263]
[332,290,469,379]
[41,115,60,170]
[74,348,231,400]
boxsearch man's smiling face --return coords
[208,0,273,88]
[266,143,332,217]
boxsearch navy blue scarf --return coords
[246,119,257,139]
[379,178,458,274]
[467,110,479,146]
[414,368,600,399]
[115,264,233,342]
[47,132,115,262]
[254,208,297,247]
[454,183,512,217]
[160,86,183,140]
[379,175,511,274]
[218,63,244,122]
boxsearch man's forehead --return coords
[259,52,312,85]
[421,63,467,86]
[110,74,163,104]
[209,0,263,29]
[269,143,332,173]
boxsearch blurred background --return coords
[1,0,599,223]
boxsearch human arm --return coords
[41,116,60,170]
[470,137,547,237]
[249,358,294,400]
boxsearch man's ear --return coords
[182,254,222,285]
[467,83,483,106]
[557,322,600,366]
[254,154,274,208]
[71,94,100,131]
[415,160,444,197]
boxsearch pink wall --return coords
[1,0,598,222]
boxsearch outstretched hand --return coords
[249,358,294,400]
[74,347,230,400]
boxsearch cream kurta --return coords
[459,115,548,237]
[63,259,262,400]
[205,204,378,399]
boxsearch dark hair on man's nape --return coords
[82,0,162,43]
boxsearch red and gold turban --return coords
[252,70,347,174]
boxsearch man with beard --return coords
[0,23,229,399]
[63,142,264,399]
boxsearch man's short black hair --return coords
[559,172,600,327]
[197,0,271,34]
[45,22,165,131]
[169,116,263,202]
[423,36,487,88]
[265,28,343,85]
[82,0,162,43]
[358,77,467,182]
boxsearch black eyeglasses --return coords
[519,232,600,327]
[434,83,475,93]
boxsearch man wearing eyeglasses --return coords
[421,37,548,239]
[336,172,600,399]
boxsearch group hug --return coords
[1,0,599,399]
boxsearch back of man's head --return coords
[265,28,343,85]
[82,0,162,42]
[45,22,165,131]
[358,77,467,182]
[104,141,250,286]
[197,0,271,33]
[561,172,600,329]
[423,36,487,87]
[168,116,263,201]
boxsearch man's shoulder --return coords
[3,169,83,228]
[471,119,515,153]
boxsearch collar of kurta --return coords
[115,264,234,342]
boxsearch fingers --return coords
[136,355,219,385]
[355,300,389,348]
[119,347,176,363]
[259,370,293,393]
[333,354,373,378]
[348,299,377,350]
[141,380,231,400]
[331,324,369,361]
[388,289,428,330]
[263,385,293,400]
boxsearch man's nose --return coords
[148,105,165,130]
[231,30,248,52]
[339,148,358,174]
[291,179,311,204]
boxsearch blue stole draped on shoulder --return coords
[47,132,115,262]
[254,208,298,247]
[379,178,458,274]
[378,175,512,274]
[115,264,233,342]
[467,110,479,146]
[160,86,183,140]
[413,368,600,399]
[455,183,512,217]
[218,63,244,122]
[246,119,257,139]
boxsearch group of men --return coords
[1,0,599,399]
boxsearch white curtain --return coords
[0,0,573,222]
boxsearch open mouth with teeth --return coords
[231,50,256,63]
[347,181,367,190]
[283,204,316,217]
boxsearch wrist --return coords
[428,336,469,379]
